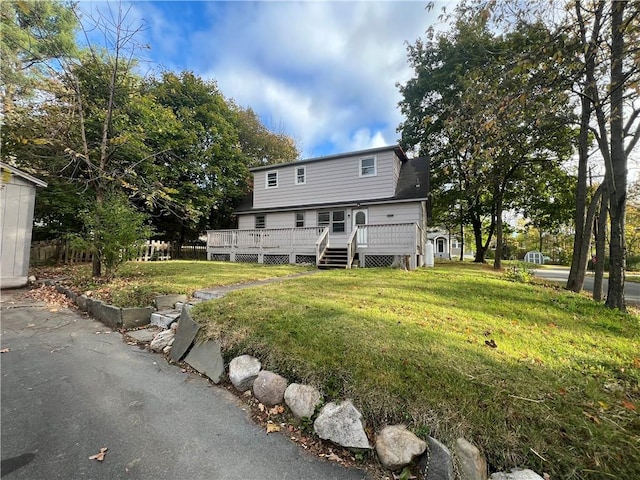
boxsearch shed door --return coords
[353,209,368,246]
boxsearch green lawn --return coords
[32,261,314,307]
[190,263,640,479]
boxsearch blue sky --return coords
[78,1,450,159]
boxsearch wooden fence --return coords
[30,240,207,265]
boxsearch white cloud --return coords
[190,1,437,158]
[78,0,443,158]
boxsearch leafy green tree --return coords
[78,192,153,279]
[398,16,575,267]
[0,0,77,114]
[143,71,250,242]
[231,106,299,167]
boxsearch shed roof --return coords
[0,162,47,188]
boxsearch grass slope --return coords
[192,263,640,479]
[32,261,313,307]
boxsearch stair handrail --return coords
[315,227,330,266]
[346,226,359,269]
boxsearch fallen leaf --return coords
[622,401,637,411]
[0,348,10,353]
[89,447,108,461]
[49,308,59,313]
[266,423,280,433]
[268,405,285,415]
[485,339,498,348]
[326,453,343,463]
[543,474,551,480]
[583,411,600,424]
[633,358,640,369]
[258,403,265,412]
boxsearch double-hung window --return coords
[295,212,305,227]
[255,214,266,229]
[318,210,345,233]
[360,157,376,177]
[295,166,306,185]
[266,171,278,188]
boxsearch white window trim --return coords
[265,170,278,189]
[295,166,306,185]
[359,156,377,177]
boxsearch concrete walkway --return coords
[193,271,320,300]
[0,289,367,480]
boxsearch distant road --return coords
[532,267,640,305]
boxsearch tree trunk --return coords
[567,96,592,291]
[605,1,627,310]
[471,213,485,263]
[593,188,607,301]
[459,222,464,262]
[493,197,503,270]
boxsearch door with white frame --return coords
[353,209,368,246]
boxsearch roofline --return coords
[250,145,408,172]
[0,162,47,188]
[235,197,427,215]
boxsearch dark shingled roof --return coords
[393,156,430,200]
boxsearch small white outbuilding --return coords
[523,251,545,265]
[1,163,47,288]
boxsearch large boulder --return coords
[252,370,288,406]
[229,355,261,392]
[375,425,427,471]
[313,400,371,450]
[284,383,323,419]
[490,469,545,480]
[454,438,487,480]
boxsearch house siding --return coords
[253,150,397,209]
[367,202,422,225]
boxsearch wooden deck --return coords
[207,223,425,269]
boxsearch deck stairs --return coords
[318,247,350,269]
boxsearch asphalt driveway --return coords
[532,267,640,305]
[0,290,368,480]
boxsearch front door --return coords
[353,209,368,246]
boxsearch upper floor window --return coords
[266,171,278,188]
[255,214,266,229]
[360,157,376,177]
[295,166,306,185]
[295,211,305,227]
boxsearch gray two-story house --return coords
[207,145,430,269]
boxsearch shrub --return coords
[504,262,533,283]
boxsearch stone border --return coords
[44,279,546,480]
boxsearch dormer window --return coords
[295,166,306,185]
[266,171,278,188]
[360,157,376,177]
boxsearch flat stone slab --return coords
[150,310,181,329]
[154,294,188,310]
[169,308,200,362]
[122,307,153,329]
[418,436,455,480]
[97,303,122,329]
[184,340,224,384]
[126,328,159,343]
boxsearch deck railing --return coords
[208,227,326,252]
[346,227,358,268]
[358,223,424,254]
[315,227,330,266]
